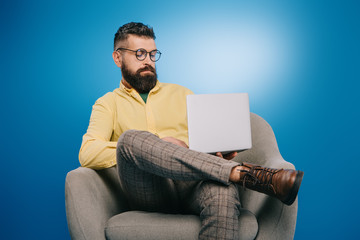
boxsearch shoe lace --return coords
[239,166,282,194]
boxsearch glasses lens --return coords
[150,50,161,62]
[136,49,147,60]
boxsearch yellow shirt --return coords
[79,80,194,169]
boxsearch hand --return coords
[215,151,238,160]
[161,137,189,148]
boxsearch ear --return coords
[112,51,122,68]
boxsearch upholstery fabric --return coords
[104,210,258,240]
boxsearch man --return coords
[79,22,303,240]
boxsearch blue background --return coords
[1,0,359,239]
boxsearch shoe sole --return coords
[283,170,304,206]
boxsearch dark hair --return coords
[114,22,156,50]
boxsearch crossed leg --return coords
[117,130,242,239]
[185,181,241,240]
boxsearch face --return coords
[113,35,158,93]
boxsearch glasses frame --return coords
[116,47,162,62]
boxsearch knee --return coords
[117,130,137,147]
[117,130,156,158]
[117,130,139,157]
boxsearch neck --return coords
[121,79,132,89]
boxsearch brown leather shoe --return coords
[238,162,304,205]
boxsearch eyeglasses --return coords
[116,48,162,62]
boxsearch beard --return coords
[121,62,158,93]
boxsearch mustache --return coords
[137,65,155,74]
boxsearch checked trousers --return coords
[117,130,242,240]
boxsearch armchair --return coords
[65,113,298,239]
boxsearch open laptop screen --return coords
[186,93,252,154]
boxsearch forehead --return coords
[126,35,156,50]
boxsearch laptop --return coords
[186,93,252,154]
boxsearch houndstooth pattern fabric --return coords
[117,130,242,240]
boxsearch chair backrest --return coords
[233,113,283,166]
[233,113,297,240]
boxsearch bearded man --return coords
[79,22,303,240]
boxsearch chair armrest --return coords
[239,157,298,240]
[232,113,299,240]
[65,167,129,240]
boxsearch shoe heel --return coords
[283,170,304,205]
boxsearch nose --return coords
[142,55,155,68]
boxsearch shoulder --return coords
[93,90,118,109]
[159,82,194,95]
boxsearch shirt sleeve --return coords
[79,93,117,169]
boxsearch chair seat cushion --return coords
[105,209,258,240]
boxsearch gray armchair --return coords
[65,113,298,240]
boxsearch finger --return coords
[181,142,189,148]
[224,151,237,160]
[215,152,223,158]
[177,139,189,148]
